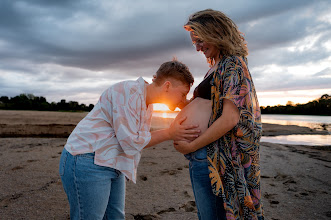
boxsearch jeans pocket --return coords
[59,149,68,176]
[193,147,207,161]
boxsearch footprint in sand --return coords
[133,214,158,220]
[287,187,298,192]
[283,178,296,185]
[142,161,157,165]
[183,190,191,198]
[325,211,331,218]
[274,173,297,185]
[179,201,197,212]
[140,175,148,181]
[270,200,280,205]
[264,192,280,205]
[11,166,25,171]
[263,192,277,199]
[160,169,178,176]
[295,191,312,198]
[273,173,288,180]
[261,175,271,179]
[157,207,176,215]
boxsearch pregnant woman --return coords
[174,9,264,220]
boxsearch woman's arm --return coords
[174,98,239,154]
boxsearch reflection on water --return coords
[262,114,331,132]
[261,135,330,146]
[154,112,331,131]
[153,112,331,146]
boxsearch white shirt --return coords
[64,77,153,183]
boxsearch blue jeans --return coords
[59,148,126,220]
[185,147,226,220]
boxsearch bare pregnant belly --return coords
[175,97,212,141]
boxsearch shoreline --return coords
[0,110,329,138]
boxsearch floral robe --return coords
[207,55,264,220]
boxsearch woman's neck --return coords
[214,52,222,64]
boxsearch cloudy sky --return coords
[1,0,330,109]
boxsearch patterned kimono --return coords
[207,55,264,219]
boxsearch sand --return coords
[0,110,330,220]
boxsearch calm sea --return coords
[153,112,331,146]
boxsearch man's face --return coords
[164,80,190,111]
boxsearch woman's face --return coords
[190,32,219,60]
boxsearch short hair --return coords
[184,9,248,65]
[154,58,194,87]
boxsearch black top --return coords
[193,73,213,100]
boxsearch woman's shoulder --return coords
[215,55,248,76]
[220,55,247,66]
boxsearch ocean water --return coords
[261,135,330,146]
[153,112,331,146]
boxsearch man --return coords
[59,59,200,219]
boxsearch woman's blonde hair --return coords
[184,9,248,65]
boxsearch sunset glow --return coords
[0,1,330,113]
[257,89,331,107]
[153,104,171,111]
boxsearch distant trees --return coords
[0,94,94,112]
[260,94,331,116]
[1,93,330,115]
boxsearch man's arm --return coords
[144,117,200,149]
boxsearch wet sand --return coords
[0,110,330,219]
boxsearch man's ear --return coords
[162,81,171,92]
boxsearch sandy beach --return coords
[0,110,330,220]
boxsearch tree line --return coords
[0,94,94,112]
[0,93,330,115]
[260,94,331,116]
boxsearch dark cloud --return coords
[0,0,191,71]
[230,0,314,23]
[0,0,330,105]
[242,1,331,51]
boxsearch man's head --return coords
[154,59,194,88]
[153,59,194,111]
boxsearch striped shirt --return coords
[64,77,153,183]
